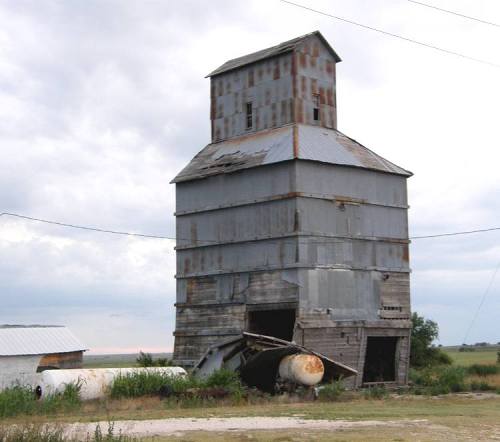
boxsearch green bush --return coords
[317,380,345,401]
[467,364,500,376]
[135,351,173,367]
[205,369,241,389]
[410,313,452,368]
[410,366,467,395]
[437,366,466,393]
[205,369,244,400]
[135,351,154,367]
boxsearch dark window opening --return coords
[363,337,398,383]
[247,309,295,341]
[246,102,253,129]
[312,94,320,122]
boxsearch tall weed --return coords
[0,383,81,418]
[467,364,499,376]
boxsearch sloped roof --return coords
[172,124,412,183]
[207,31,341,78]
[0,325,87,356]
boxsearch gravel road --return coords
[67,417,432,439]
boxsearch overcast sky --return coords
[0,0,499,353]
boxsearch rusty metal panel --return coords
[176,238,408,278]
[176,238,300,277]
[298,269,381,321]
[176,199,298,248]
[296,197,408,240]
[211,53,294,142]
[207,31,341,78]
[295,161,409,208]
[175,162,296,214]
[294,34,339,129]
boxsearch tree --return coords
[410,312,452,368]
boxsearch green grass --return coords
[442,346,499,366]
[0,384,81,418]
[83,353,172,369]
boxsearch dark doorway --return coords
[363,336,398,383]
[247,309,296,341]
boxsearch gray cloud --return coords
[0,0,499,351]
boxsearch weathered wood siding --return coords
[38,351,83,370]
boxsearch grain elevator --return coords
[172,31,412,387]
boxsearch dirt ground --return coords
[66,414,500,441]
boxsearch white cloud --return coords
[0,0,499,350]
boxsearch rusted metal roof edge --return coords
[206,31,342,78]
[336,129,413,177]
[173,155,411,185]
[206,48,295,79]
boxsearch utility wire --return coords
[280,0,500,68]
[462,260,500,344]
[411,227,500,239]
[0,212,173,240]
[1,211,500,242]
[408,0,500,29]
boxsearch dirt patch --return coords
[67,417,438,439]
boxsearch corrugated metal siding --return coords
[0,326,86,356]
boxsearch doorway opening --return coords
[247,308,296,341]
[363,336,398,383]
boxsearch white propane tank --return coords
[278,354,324,386]
[36,367,186,401]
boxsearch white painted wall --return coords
[0,355,42,390]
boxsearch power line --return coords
[280,0,500,68]
[408,0,500,29]
[0,212,174,240]
[411,227,500,239]
[1,211,500,243]
[462,260,500,345]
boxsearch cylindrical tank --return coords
[36,367,186,401]
[278,354,324,386]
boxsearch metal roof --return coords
[172,124,412,183]
[0,325,87,356]
[207,31,341,78]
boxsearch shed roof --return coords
[207,31,341,78]
[172,124,412,183]
[0,325,87,356]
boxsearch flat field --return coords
[82,353,171,369]
[442,345,499,366]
